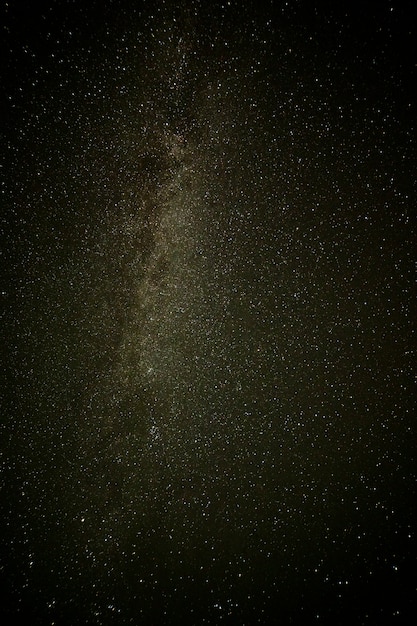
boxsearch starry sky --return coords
[1,1,416,624]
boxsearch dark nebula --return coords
[1,1,416,624]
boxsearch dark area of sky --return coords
[1,1,416,624]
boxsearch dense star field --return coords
[1,1,416,624]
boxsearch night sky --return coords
[1,1,416,624]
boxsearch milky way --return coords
[2,1,416,624]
